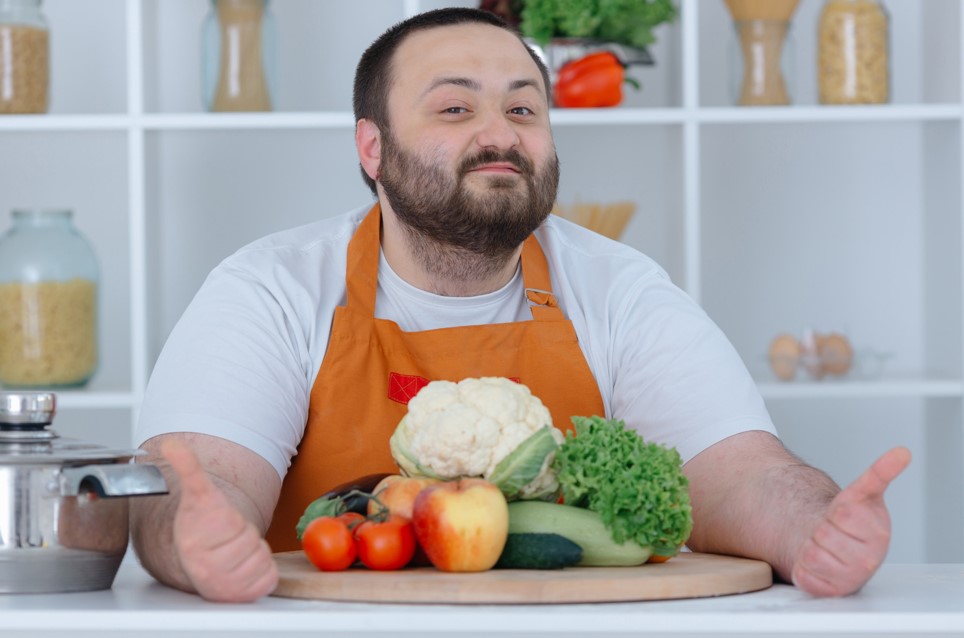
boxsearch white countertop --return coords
[2,556,964,638]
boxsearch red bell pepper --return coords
[553,51,637,108]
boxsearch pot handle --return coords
[60,464,169,498]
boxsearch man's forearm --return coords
[130,486,194,593]
[683,431,840,581]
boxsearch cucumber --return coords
[495,533,583,570]
[507,501,652,567]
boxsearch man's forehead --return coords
[391,23,541,91]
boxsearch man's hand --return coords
[162,438,279,602]
[791,446,911,597]
[684,431,911,599]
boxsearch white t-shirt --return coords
[136,203,776,479]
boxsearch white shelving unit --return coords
[0,0,961,564]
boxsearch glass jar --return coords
[0,0,50,114]
[818,0,890,104]
[201,0,277,112]
[0,210,99,388]
[724,0,799,106]
[730,19,796,106]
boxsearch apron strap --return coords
[520,234,565,322]
[345,203,382,316]
[345,203,565,322]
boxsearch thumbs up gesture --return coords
[162,439,279,602]
[791,446,912,597]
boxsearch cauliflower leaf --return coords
[488,426,561,500]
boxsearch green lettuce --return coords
[552,415,692,556]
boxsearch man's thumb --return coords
[845,446,912,502]
[160,438,217,503]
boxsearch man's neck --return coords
[379,203,522,297]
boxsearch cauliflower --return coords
[389,377,564,501]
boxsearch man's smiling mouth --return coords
[468,162,522,174]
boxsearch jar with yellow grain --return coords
[818,0,890,104]
[0,0,50,114]
[0,210,99,388]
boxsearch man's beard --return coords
[378,130,559,287]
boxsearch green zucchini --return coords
[495,533,583,570]
[507,500,652,566]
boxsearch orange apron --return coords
[266,204,605,550]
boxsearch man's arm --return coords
[683,430,910,597]
[130,433,283,602]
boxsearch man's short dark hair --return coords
[352,7,552,194]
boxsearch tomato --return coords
[301,516,357,571]
[337,511,365,531]
[353,515,416,571]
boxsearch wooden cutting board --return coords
[271,551,773,604]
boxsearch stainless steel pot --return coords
[0,391,168,593]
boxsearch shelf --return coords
[698,104,963,124]
[0,103,958,133]
[142,112,356,130]
[757,379,964,400]
[550,108,686,126]
[0,115,130,132]
[552,104,963,126]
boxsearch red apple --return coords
[412,478,509,572]
[367,475,441,519]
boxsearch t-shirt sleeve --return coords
[610,272,777,464]
[135,261,310,479]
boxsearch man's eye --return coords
[510,106,534,116]
[443,106,468,114]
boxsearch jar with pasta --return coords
[818,0,890,104]
[730,20,795,106]
[201,0,277,112]
[0,210,99,388]
[0,0,50,114]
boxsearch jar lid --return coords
[0,391,55,426]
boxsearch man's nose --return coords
[474,111,521,150]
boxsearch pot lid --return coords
[0,391,143,464]
[0,438,144,464]
[0,391,55,426]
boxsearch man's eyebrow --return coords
[422,76,481,97]
[421,76,544,97]
[508,78,542,93]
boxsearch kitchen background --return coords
[0,0,959,564]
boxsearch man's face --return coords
[377,23,559,255]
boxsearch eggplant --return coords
[296,472,395,540]
[321,472,394,514]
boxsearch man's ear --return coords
[356,119,381,182]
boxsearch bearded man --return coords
[130,7,909,603]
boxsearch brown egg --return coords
[768,333,801,381]
[817,332,854,376]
